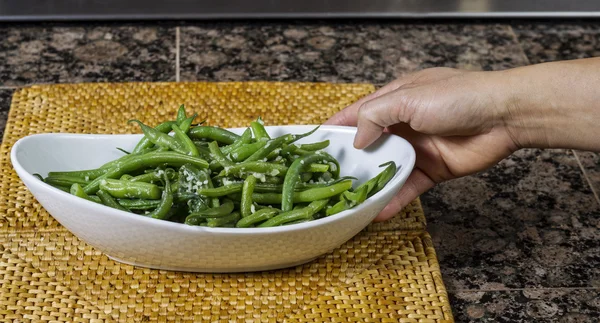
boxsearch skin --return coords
[325,58,600,222]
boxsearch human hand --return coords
[325,67,519,221]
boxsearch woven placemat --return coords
[0,82,451,322]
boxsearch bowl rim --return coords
[11,125,416,235]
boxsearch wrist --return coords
[492,61,600,151]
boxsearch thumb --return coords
[354,88,416,149]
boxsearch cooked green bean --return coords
[221,128,253,155]
[45,175,90,187]
[185,199,235,225]
[208,141,234,167]
[241,175,256,217]
[258,199,328,227]
[229,140,268,162]
[299,140,330,151]
[131,121,176,154]
[144,173,174,220]
[129,119,186,154]
[236,208,279,228]
[281,152,340,211]
[176,104,187,125]
[250,118,270,140]
[179,113,198,133]
[189,126,240,145]
[219,161,288,178]
[172,124,199,157]
[70,183,98,203]
[97,190,130,212]
[250,179,351,204]
[245,134,291,162]
[207,212,241,228]
[99,179,162,199]
[117,198,161,210]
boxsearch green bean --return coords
[97,190,130,212]
[185,199,235,225]
[117,199,161,210]
[236,208,279,228]
[172,124,199,157]
[206,212,241,228]
[229,140,268,162]
[176,104,187,125]
[116,148,130,155]
[45,175,90,187]
[355,161,397,197]
[179,113,198,133]
[144,173,174,220]
[188,126,240,145]
[299,140,330,151]
[129,169,177,184]
[326,185,368,216]
[197,183,243,197]
[32,173,44,181]
[129,119,186,154]
[249,179,352,204]
[241,175,256,217]
[99,179,162,199]
[70,183,98,203]
[288,126,320,144]
[245,134,292,162]
[258,199,328,227]
[193,142,212,159]
[83,151,209,194]
[218,162,287,178]
[131,121,176,154]
[250,118,270,140]
[373,161,397,195]
[281,152,340,211]
[221,128,253,155]
[208,141,234,167]
[120,174,134,181]
[48,168,108,181]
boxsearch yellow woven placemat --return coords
[0,82,452,322]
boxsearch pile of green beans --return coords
[41,105,397,228]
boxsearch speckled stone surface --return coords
[0,26,176,86]
[513,23,600,64]
[424,149,600,290]
[180,22,527,84]
[451,289,600,322]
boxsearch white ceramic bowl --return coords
[11,125,415,272]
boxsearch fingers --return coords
[373,169,435,222]
[354,88,415,149]
[324,77,414,126]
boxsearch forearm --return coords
[497,58,600,151]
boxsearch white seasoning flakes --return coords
[250,204,256,214]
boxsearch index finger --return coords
[324,80,404,126]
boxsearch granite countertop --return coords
[1,20,599,322]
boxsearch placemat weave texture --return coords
[0,82,452,322]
